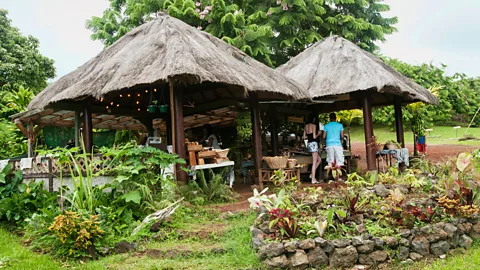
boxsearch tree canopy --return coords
[373,58,480,128]
[0,9,55,94]
[87,0,397,67]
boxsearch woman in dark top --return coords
[303,115,322,184]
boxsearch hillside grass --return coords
[348,125,480,146]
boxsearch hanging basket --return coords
[159,105,169,113]
[147,105,157,113]
[263,156,288,169]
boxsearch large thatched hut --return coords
[13,13,309,182]
[277,35,439,170]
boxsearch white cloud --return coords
[379,0,480,77]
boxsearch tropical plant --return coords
[180,168,234,205]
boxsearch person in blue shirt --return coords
[323,113,344,177]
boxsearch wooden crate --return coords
[198,150,216,158]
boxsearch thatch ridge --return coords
[29,14,309,110]
[277,36,439,105]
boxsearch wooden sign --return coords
[288,116,304,123]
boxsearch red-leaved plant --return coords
[268,208,299,239]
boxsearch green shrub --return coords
[179,168,235,205]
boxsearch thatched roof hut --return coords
[277,35,439,110]
[28,13,309,111]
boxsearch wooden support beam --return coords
[394,99,405,148]
[183,99,236,116]
[14,119,28,137]
[83,103,93,153]
[250,92,263,189]
[74,111,80,147]
[362,92,376,171]
[270,105,279,156]
[170,81,187,183]
[45,111,75,124]
[27,122,34,158]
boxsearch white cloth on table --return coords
[20,158,33,170]
[0,160,9,171]
[395,148,409,167]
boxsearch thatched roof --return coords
[277,35,439,105]
[29,13,309,110]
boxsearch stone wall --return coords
[252,218,480,269]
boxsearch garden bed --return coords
[248,149,480,269]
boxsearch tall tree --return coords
[0,9,56,94]
[87,0,397,67]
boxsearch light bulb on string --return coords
[100,97,104,102]
[116,104,120,107]
[136,101,140,105]
[120,94,123,98]
[145,90,148,93]
[110,102,114,106]
[106,106,109,109]
[128,94,131,97]
[138,108,141,111]
[154,89,157,92]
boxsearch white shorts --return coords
[326,146,344,166]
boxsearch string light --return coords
[137,93,141,97]
[136,101,140,105]
[138,108,141,111]
[110,102,114,106]
[128,94,131,97]
[120,94,123,98]
[154,89,157,92]
[106,106,109,109]
[100,98,104,102]
[116,104,120,107]
[145,90,148,93]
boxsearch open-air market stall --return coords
[276,35,440,171]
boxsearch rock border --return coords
[252,218,480,269]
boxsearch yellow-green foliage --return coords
[49,211,104,255]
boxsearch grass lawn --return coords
[0,228,61,270]
[0,208,261,270]
[1,215,480,270]
[348,125,480,146]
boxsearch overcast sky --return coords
[2,0,480,79]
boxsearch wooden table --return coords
[189,161,235,188]
[259,167,301,190]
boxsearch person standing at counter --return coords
[199,124,221,149]
[303,115,322,184]
[323,113,344,178]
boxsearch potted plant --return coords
[385,140,400,150]
[367,135,383,152]
[147,100,158,113]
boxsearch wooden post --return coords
[74,111,81,148]
[362,93,376,171]
[83,103,93,153]
[27,122,34,158]
[250,92,263,189]
[269,105,279,156]
[394,99,405,148]
[48,158,53,192]
[170,80,187,183]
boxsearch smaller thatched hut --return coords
[277,35,439,170]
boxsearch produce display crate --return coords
[198,150,216,158]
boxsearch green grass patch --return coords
[0,228,62,270]
[349,125,480,146]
